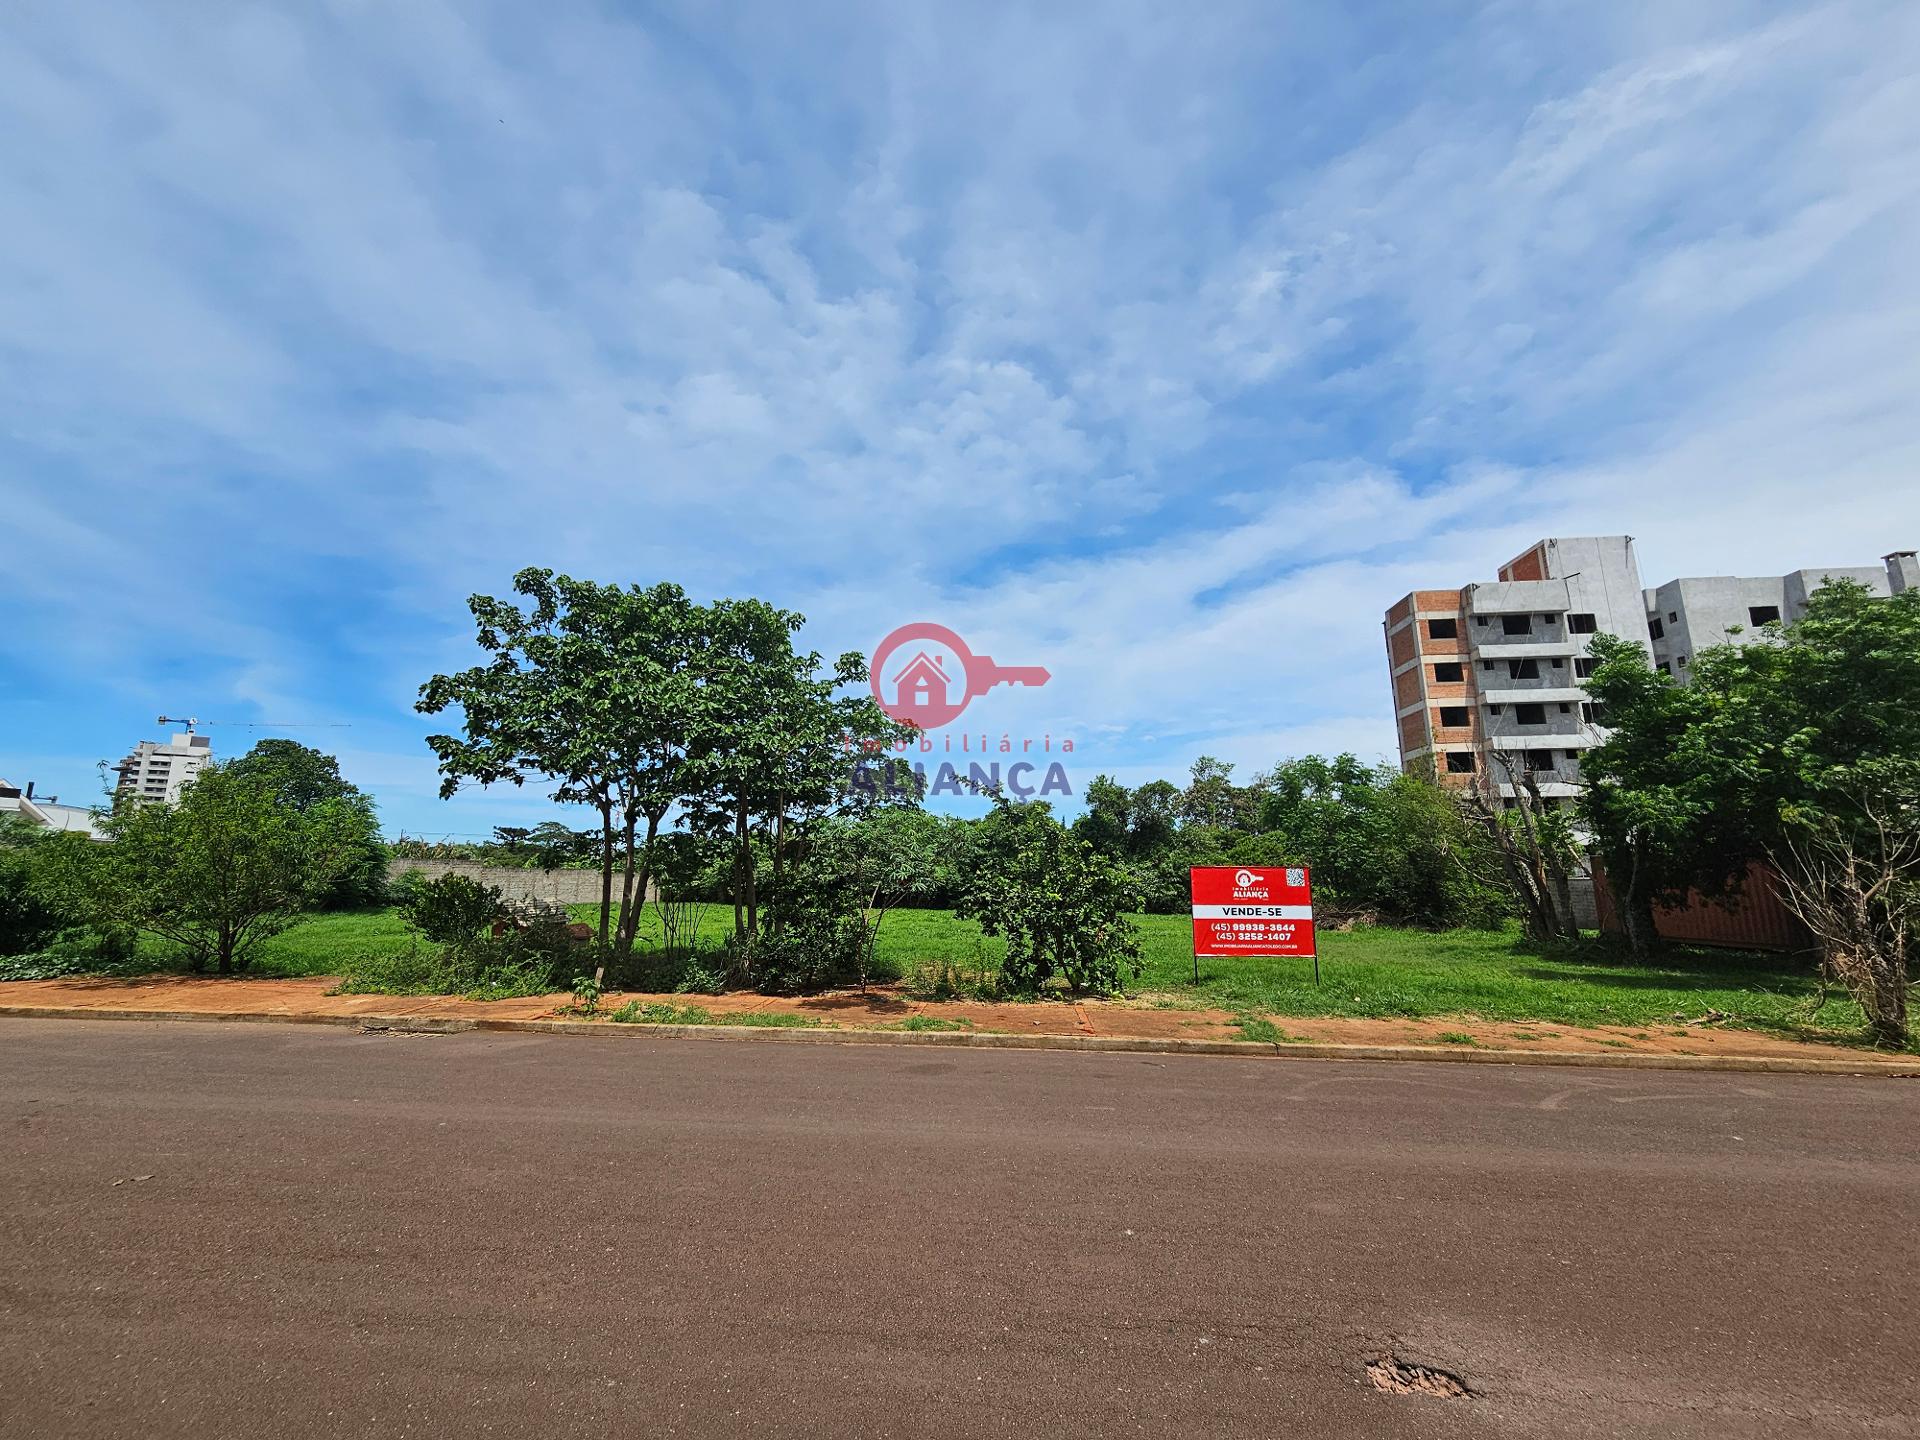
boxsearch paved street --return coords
[3,1020,1916,1438]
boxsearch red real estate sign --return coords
[1190,865,1315,957]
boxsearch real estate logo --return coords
[849,621,1074,801]
[870,622,1050,729]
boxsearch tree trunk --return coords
[596,801,615,947]
[770,809,786,937]
[614,809,640,952]
[1619,834,1662,959]
[732,798,748,939]
[626,810,663,955]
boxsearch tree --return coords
[958,794,1142,994]
[806,809,943,991]
[677,596,910,963]
[225,739,386,907]
[1771,782,1918,1048]
[46,766,360,974]
[1179,755,1253,831]
[419,571,703,953]
[0,818,67,956]
[1576,634,1733,955]
[1466,755,1581,943]
[1583,582,1920,966]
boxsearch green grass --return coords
[607,1000,821,1029]
[128,907,417,980]
[85,900,1896,1047]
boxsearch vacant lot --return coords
[141,902,1875,1045]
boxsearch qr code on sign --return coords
[1286,867,1306,888]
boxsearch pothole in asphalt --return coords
[1366,1354,1473,1399]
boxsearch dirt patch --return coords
[1366,1354,1472,1398]
[0,975,1908,1069]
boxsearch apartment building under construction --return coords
[1384,536,1916,803]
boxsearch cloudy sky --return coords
[4,1,1918,836]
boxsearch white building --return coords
[0,779,106,838]
[1645,551,1916,679]
[113,730,213,805]
[1387,539,1916,804]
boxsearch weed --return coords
[1434,1030,1480,1047]
[1236,1017,1305,1044]
[571,973,602,1016]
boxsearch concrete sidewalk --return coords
[1,974,1911,1072]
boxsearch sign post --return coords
[1189,866,1318,983]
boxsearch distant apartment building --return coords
[113,730,212,804]
[1384,537,1915,803]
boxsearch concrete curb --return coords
[1,1003,1913,1076]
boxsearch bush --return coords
[399,873,505,952]
[386,867,430,908]
[747,913,867,995]
[958,795,1142,995]
[332,921,589,999]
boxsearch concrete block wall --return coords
[384,858,658,905]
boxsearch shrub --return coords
[958,795,1142,995]
[399,873,505,953]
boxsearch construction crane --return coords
[156,716,351,732]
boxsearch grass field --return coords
[136,901,1882,1045]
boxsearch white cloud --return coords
[2,1,1918,829]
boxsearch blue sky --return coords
[4,1,1919,838]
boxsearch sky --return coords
[4,1,1919,838]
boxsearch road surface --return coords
[2,1019,1915,1437]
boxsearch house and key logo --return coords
[871,622,1051,730]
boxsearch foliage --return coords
[1073,755,1505,927]
[420,572,911,969]
[675,595,913,951]
[795,809,944,989]
[399,872,506,953]
[40,765,361,975]
[225,739,388,907]
[1771,784,1918,1047]
[958,794,1142,994]
[419,570,705,953]
[1466,758,1583,944]
[0,817,68,956]
[1582,582,1920,991]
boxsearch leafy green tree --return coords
[1582,582,1920,1012]
[677,596,909,957]
[1179,755,1254,830]
[1577,634,1733,955]
[958,794,1142,994]
[44,766,360,974]
[419,571,702,952]
[226,739,386,906]
[0,818,67,955]
[803,809,944,990]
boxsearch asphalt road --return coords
[2,1021,1916,1439]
